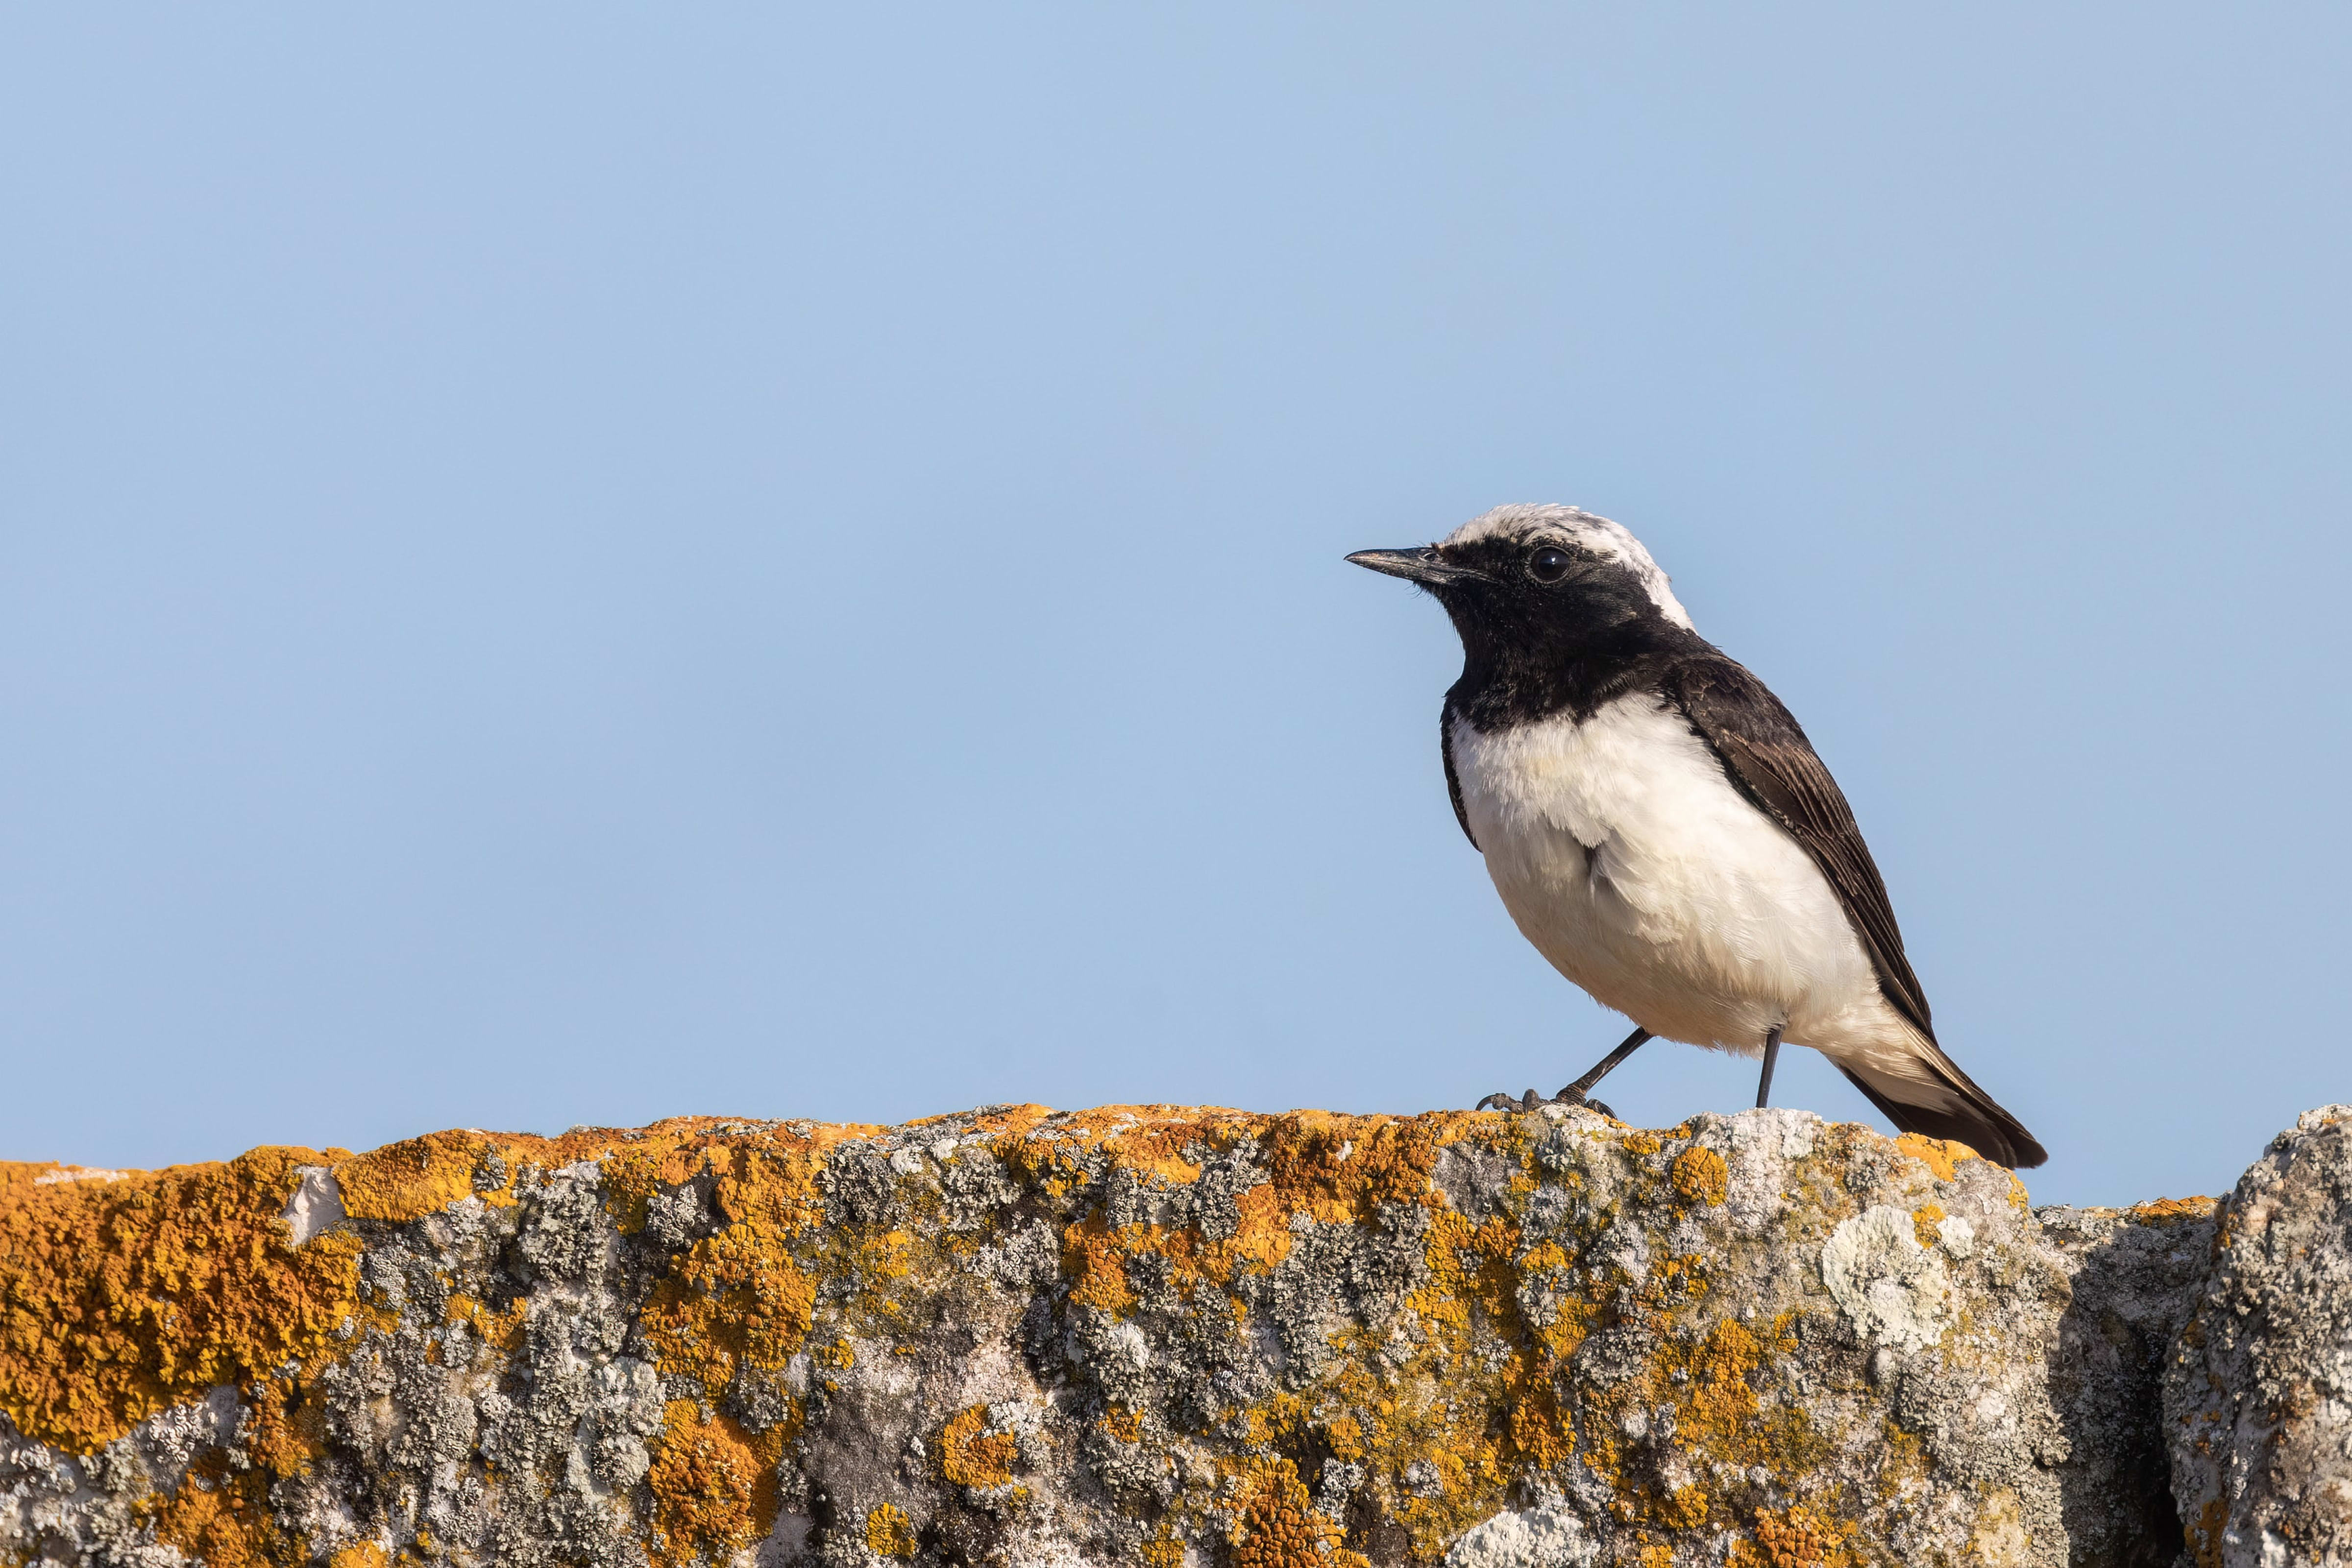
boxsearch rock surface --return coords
[0,1103,2262,1567]
[2038,1202,2216,1568]
[2165,1106,2352,1568]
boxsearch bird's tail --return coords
[1834,1042,2048,1170]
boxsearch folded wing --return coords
[1664,656,2048,1170]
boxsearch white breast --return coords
[1448,694,1911,1058]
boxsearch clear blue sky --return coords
[3,9,2345,1206]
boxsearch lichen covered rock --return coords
[2165,1106,2352,1568]
[0,1104,2214,1566]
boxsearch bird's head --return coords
[1348,504,1695,666]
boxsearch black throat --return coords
[1441,598,1714,733]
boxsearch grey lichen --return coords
[2165,1106,2352,1568]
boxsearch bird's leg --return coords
[1476,1026,1651,1117]
[1561,1026,1652,1104]
[1755,1025,1783,1109]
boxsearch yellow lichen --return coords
[1230,1460,1369,1568]
[327,1544,391,1568]
[2129,1196,2215,1227]
[0,1148,362,1455]
[864,1501,919,1559]
[1911,1203,1946,1248]
[640,1224,816,1393]
[996,1108,1482,1286]
[147,1454,291,1568]
[1733,1502,1852,1568]
[645,1400,776,1568]
[1375,1204,1567,1550]
[1892,1134,1977,1182]
[333,1132,497,1222]
[939,1404,1020,1489]
[1670,1146,1729,1206]
[441,1291,526,1356]
[1064,1218,1137,1313]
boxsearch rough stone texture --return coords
[2037,1202,2217,1568]
[2166,1106,2352,1568]
[0,1104,2242,1567]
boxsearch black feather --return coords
[1439,698,1479,851]
[1662,656,2046,1170]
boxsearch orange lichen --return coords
[333,1131,502,1221]
[1563,1300,1826,1546]
[1670,1146,1729,1206]
[327,1544,391,1568]
[864,1501,919,1559]
[1258,1112,1447,1225]
[645,1400,777,1568]
[1891,1134,1977,1182]
[1911,1203,1946,1248]
[939,1404,1020,1489]
[441,1291,526,1356]
[148,1453,288,1568]
[631,1127,856,1400]
[1064,1218,1139,1313]
[1733,1502,1852,1568]
[995,1108,1489,1285]
[641,1224,817,1392]
[595,1118,875,1234]
[1667,1317,1787,1452]
[1375,1203,1573,1550]
[0,1147,361,1454]
[2130,1196,2215,1226]
[1230,1460,1369,1568]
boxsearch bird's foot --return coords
[1555,1085,1618,1121]
[1474,1086,1617,1120]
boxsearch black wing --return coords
[1439,697,1479,851]
[1664,656,2047,1169]
[1664,657,1932,1037]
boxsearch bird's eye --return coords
[1528,545,1572,583]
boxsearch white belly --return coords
[1449,694,1918,1061]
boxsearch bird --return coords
[1348,504,2046,1169]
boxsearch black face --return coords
[1348,530,1706,726]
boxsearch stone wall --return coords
[0,1102,2340,1568]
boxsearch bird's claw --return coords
[1475,1086,1617,1120]
[1564,1088,1618,1121]
[1550,1085,1620,1120]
